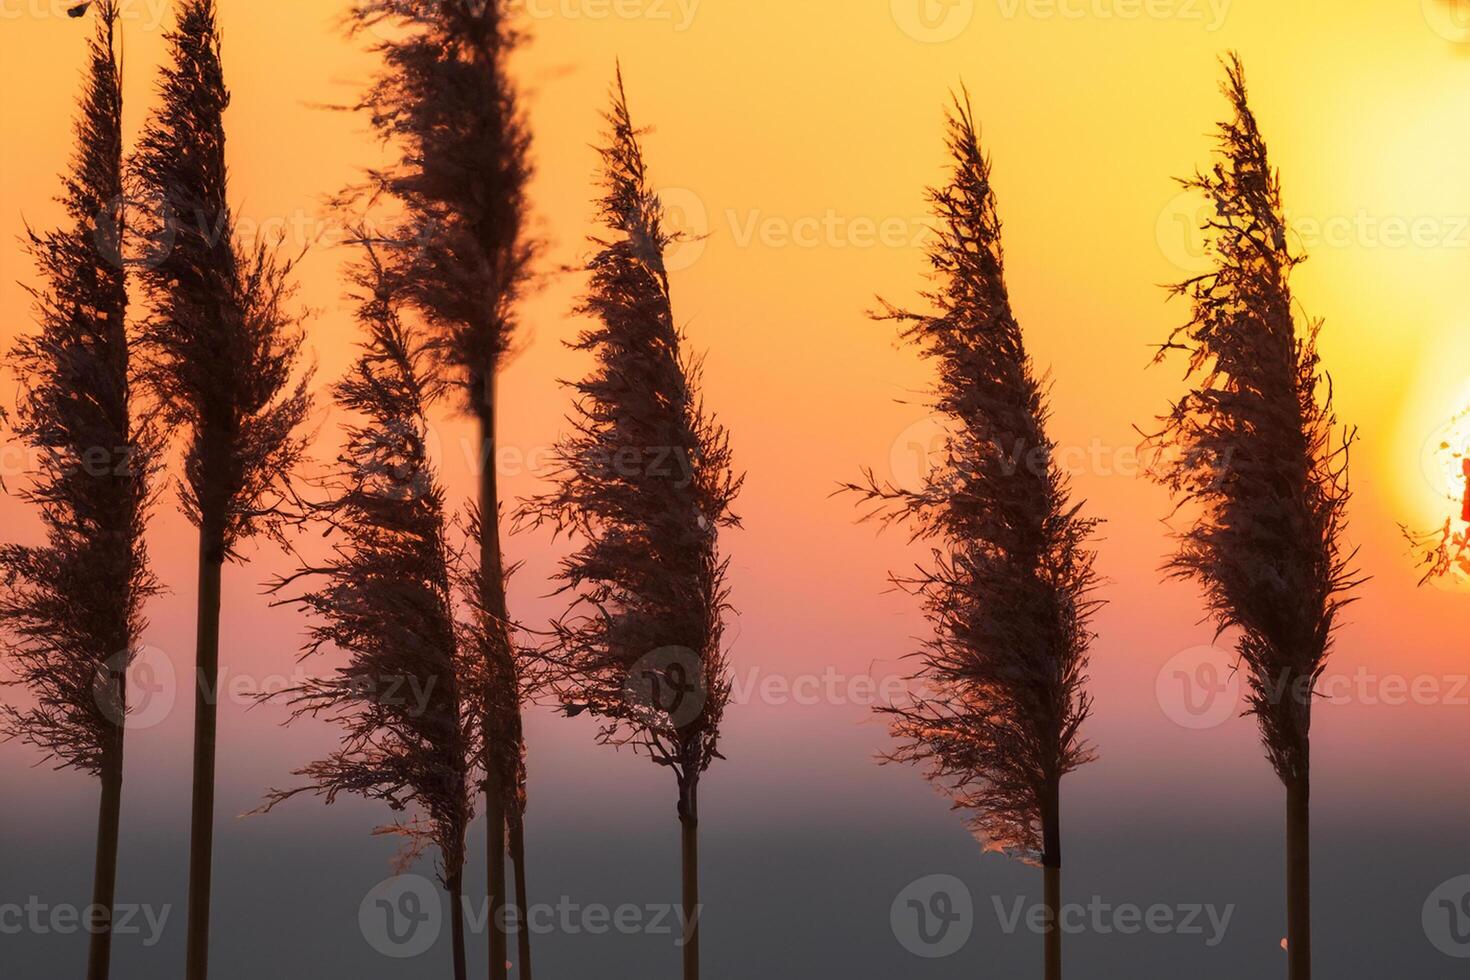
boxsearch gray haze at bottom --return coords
[2,785,1465,979]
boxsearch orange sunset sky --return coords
[2,0,1469,830]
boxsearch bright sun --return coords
[1421,407,1470,512]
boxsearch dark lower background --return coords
[4,701,1468,979]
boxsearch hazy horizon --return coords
[3,1,1469,977]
